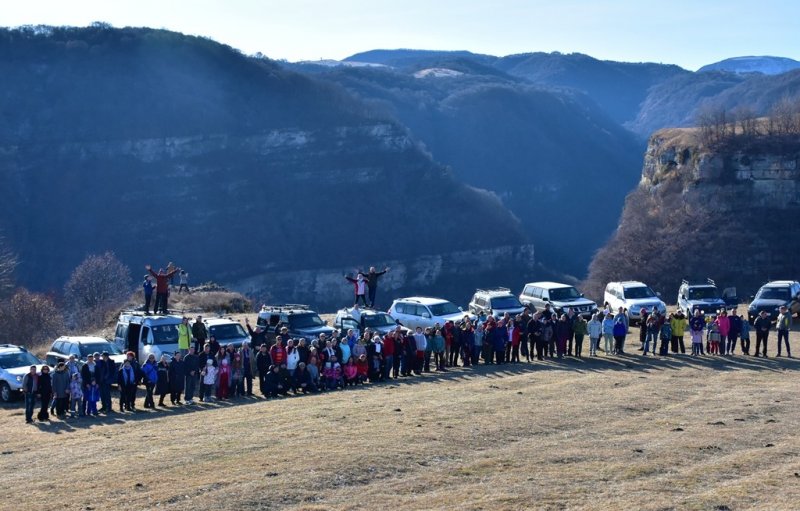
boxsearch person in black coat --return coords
[117,359,139,411]
[244,318,267,349]
[240,342,254,396]
[255,344,271,396]
[263,365,280,397]
[37,366,52,421]
[293,362,312,393]
[155,357,170,406]
[168,352,187,405]
[98,352,117,413]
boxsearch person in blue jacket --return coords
[613,317,628,355]
[142,275,154,314]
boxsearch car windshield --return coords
[428,301,461,316]
[756,287,790,301]
[490,296,522,309]
[549,287,581,301]
[0,351,41,369]
[624,286,656,299]
[151,324,180,345]
[209,323,248,340]
[363,314,396,328]
[79,342,122,357]
[688,287,719,300]
[288,313,325,329]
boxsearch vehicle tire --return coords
[0,382,13,403]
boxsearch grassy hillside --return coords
[3,331,799,510]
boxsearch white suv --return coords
[0,344,48,402]
[604,281,666,322]
[388,297,474,330]
[468,288,525,318]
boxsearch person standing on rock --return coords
[146,264,180,314]
[358,266,390,308]
[192,315,208,353]
[178,270,190,294]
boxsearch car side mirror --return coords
[324,320,329,325]
[458,306,464,312]
[580,293,584,297]
[656,292,662,298]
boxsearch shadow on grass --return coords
[11,351,798,432]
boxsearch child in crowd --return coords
[659,319,672,356]
[324,356,342,390]
[708,317,721,355]
[356,354,369,384]
[306,356,320,392]
[85,378,100,416]
[231,354,243,398]
[217,358,230,399]
[739,314,751,355]
[69,373,83,418]
[343,357,358,387]
[587,313,602,357]
[201,359,217,401]
[602,313,615,355]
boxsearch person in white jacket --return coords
[587,313,603,357]
[286,339,300,375]
[413,327,427,374]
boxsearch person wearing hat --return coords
[638,308,649,351]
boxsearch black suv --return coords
[256,305,334,343]
[748,280,800,322]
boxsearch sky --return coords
[3,0,799,70]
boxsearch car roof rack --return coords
[260,304,310,312]
[476,287,511,294]
[682,279,717,287]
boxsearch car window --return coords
[533,287,543,299]
[69,344,81,356]
[52,341,64,353]
[208,323,248,341]
[288,313,325,329]
[623,286,656,299]
[0,351,41,368]
[428,302,460,316]
[151,324,180,345]
[490,296,523,309]
[756,287,790,301]
[394,303,406,314]
[688,287,719,300]
[549,287,581,301]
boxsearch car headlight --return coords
[16,375,23,383]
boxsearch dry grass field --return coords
[2,330,800,511]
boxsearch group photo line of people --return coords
[19,295,794,425]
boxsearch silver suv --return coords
[0,344,47,402]
[388,297,475,330]
[468,287,525,319]
[519,281,598,318]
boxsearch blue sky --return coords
[4,0,798,70]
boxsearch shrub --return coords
[64,252,132,329]
[0,288,65,350]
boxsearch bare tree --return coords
[733,106,760,138]
[64,251,132,329]
[770,96,800,135]
[0,289,65,348]
[695,105,732,146]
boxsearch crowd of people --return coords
[19,279,795,425]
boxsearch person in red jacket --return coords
[270,336,287,366]
[381,331,396,380]
[145,264,180,314]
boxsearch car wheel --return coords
[0,382,12,403]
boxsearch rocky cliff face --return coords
[234,244,536,310]
[584,128,800,300]
[0,26,531,298]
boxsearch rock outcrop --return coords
[0,26,531,299]
[584,127,800,300]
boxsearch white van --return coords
[113,311,182,362]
